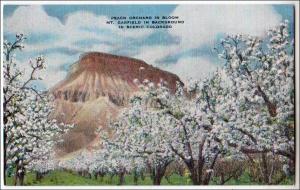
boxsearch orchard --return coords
[2,21,295,186]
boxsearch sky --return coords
[3,4,294,90]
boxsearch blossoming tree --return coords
[3,34,73,185]
[215,20,295,183]
[103,84,175,185]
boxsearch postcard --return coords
[1,1,299,189]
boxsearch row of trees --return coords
[56,20,295,185]
[104,20,295,185]
[3,21,295,185]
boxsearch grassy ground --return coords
[6,170,294,186]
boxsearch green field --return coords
[6,170,294,186]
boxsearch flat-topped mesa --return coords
[51,52,183,154]
[51,52,182,105]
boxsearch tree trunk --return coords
[19,172,25,185]
[153,175,163,185]
[140,172,145,181]
[3,131,7,185]
[256,85,277,117]
[99,172,104,182]
[152,163,169,185]
[14,162,25,185]
[133,170,138,185]
[261,153,269,184]
[118,171,125,185]
[190,172,201,185]
[36,172,43,181]
[186,162,201,185]
[3,162,6,185]
[220,173,225,185]
[14,169,18,186]
[13,160,19,185]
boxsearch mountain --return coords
[50,52,182,155]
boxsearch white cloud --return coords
[40,53,83,88]
[39,69,68,89]
[168,5,282,49]
[4,6,154,68]
[162,56,218,82]
[133,46,218,82]
[43,53,79,70]
[135,5,283,80]
[134,45,180,66]
[65,11,153,38]
[4,5,284,89]
[4,6,152,45]
[4,5,155,89]
[4,6,63,34]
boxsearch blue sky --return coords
[4,5,177,19]
[3,4,294,89]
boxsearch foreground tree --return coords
[105,77,231,185]
[151,75,232,185]
[3,34,73,185]
[99,21,295,185]
[216,20,294,165]
[101,79,177,185]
